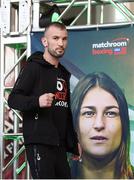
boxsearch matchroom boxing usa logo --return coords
[92,38,129,56]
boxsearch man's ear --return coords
[41,37,48,47]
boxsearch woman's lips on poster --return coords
[90,136,108,143]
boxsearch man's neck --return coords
[43,53,59,68]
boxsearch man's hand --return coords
[39,93,55,107]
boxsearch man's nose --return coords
[58,39,63,46]
[93,114,105,131]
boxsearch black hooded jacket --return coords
[8,51,79,155]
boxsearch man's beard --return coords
[48,48,65,58]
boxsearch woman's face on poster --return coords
[78,87,122,157]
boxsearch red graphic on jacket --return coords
[54,78,68,108]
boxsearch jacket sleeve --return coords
[8,62,40,111]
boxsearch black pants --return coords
[25,144,71,179]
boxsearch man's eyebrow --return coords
[52,35,59,37]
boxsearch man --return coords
[8,22,79,179]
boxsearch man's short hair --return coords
[44,22,67,35]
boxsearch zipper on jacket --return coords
[33,145,41,178]
[33,113,38,132]
[35,113,38,120]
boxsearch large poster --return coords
[31,23,134,172]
